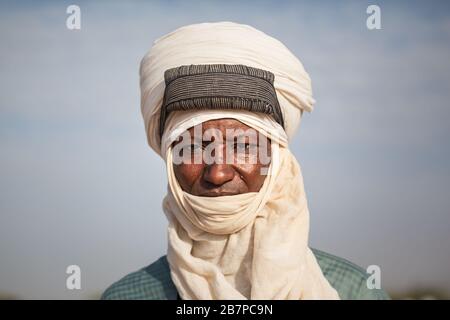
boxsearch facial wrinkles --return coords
[172,119,271,197]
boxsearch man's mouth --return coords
[199,190,240,197]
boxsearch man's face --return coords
[172,118,271,196]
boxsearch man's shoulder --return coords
[311,248,390,300]
[101,249,390,300]
[101,256,177,300]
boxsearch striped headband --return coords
[159,64,285,138]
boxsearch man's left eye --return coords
[235,143,255,151]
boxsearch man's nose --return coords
[203,164,235,186]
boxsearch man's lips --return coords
[198,190,240,197]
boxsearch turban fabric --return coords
[140,21,339,299]
[140,21,315,157]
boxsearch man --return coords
[101,21,389,300]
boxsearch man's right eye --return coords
[187,144,202,152]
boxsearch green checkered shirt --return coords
[101,248,390,300]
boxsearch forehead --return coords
[177,117,271,144]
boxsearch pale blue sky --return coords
[0,0,449,299]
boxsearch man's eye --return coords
[235,143,255,152]
[235,143,248,149]
[187,144,202,152]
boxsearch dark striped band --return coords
[159,64,284,138]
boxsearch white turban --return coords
[140,21,315,157]
[139,21,339,300]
